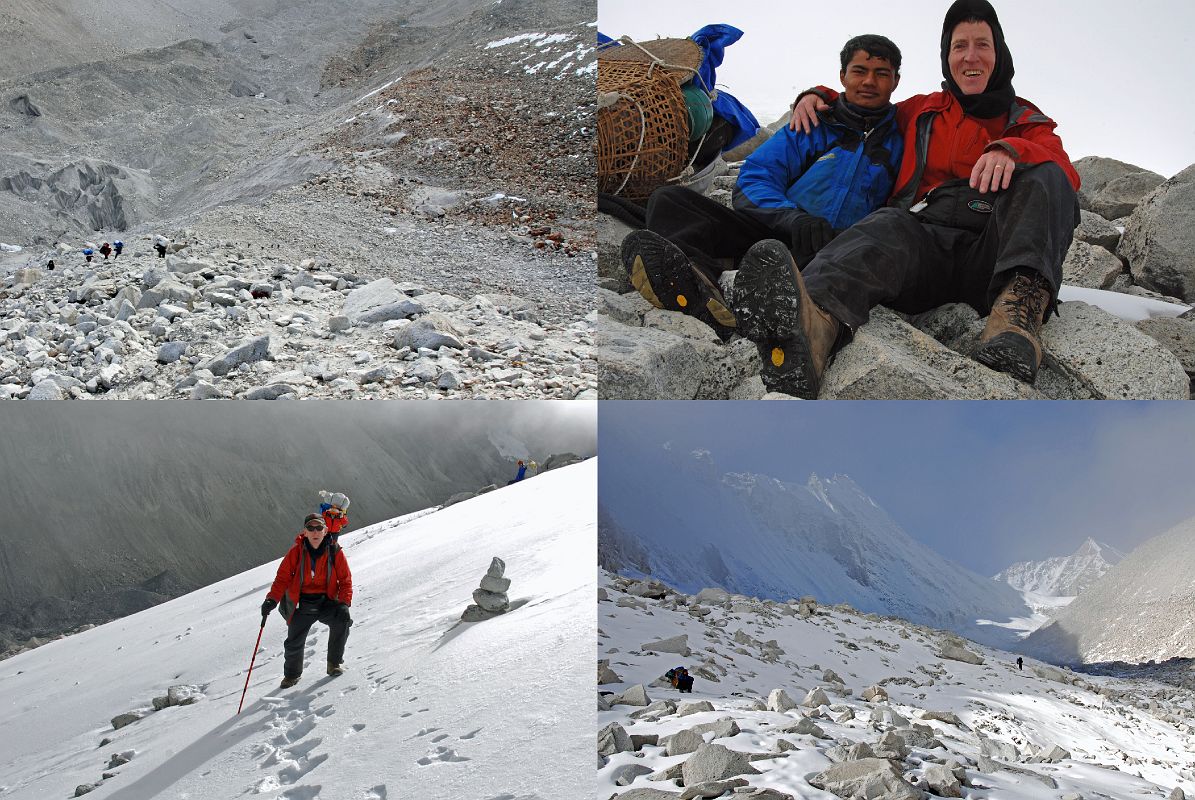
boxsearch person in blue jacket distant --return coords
[621,34,904,339]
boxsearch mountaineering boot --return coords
[620,229,736,337]
[974,269,1052,383]
[327,662,345,677]
[279,675,301,689]
[732,239,840,399]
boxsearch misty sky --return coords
[598,402,1195,576]
[599,0,1195,178]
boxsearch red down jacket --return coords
[267,535,352,620]
[810,86,1080,209]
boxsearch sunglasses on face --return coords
[305,524,326,532]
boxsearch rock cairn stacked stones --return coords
[462,556,511,621]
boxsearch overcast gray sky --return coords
[599,0,1195,178]
[599,402,1195,576]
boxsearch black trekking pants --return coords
[283,595,352,678]
[802,162,1079,331]
[645,185,810,282]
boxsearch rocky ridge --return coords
[597,145,1195,400]
[0,228,595,398]
[598,573,1195,800]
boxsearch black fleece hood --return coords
[940,0,1016,118]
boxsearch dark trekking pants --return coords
[645,186,803,282]
[802,162,1079,331]
[283,594,352,678]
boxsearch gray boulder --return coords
[680,743,760,786]
[641,634,690,657]
[1062,240,1124,289]
[111,708,151,729]
[825,307,1035,399]
[341,278,408,322]
[1073,209,1123,253]
[665,727,705,756]
[767,688,798,713]
[809,758,922,800]
[612,763,654,786]
[610,790,682,800]
[198,335,276,376]
[937,641,984,665]
[598,721,633,757]
[1136,317,1195,381]
[614,684,651,707]
[1074,156,1166,219]
[1028,743,1071,764]
[923,763,964,797]
[1043,301,1189,398]
[392,313,465,351]
[1119,164,1195,301]
[597,315,705,399]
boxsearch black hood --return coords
[940,0,1015,119]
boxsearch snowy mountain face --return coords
[599,446,1030,648]
[994,538,1125,597]
[598,572,1195,800]
[1022,515,1195,665]
[0,460,595,800]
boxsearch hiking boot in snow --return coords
[327,662,345,677]
[620,230,736,337]
[974,270,1052,383]
[279,675,300,689]
[732,239,840,399]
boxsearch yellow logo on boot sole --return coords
[676,294,688,308]
[630,256,663,308]
[771,347,785,367]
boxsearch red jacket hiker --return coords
[322,507,349,536]
[805,85,1079,209]
[267,533,353,622]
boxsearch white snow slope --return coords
[0,460,596,800]
[599,572,1195,800]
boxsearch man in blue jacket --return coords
[621,34,904,340]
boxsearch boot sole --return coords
[621,230,734,337]
[733,240,820,399]
[975,332,1040,383]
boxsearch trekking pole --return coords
[237,616,267,715]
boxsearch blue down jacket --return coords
[734,99,903,233]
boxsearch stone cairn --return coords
[462,556,512,621]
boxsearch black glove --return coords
[790,214,837,265]
[261,598,278,618]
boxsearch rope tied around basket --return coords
[597,38,706,201]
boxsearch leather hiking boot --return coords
[327,662,345,677]
[279,675,300,689]
[732,239,840,399]
[975,270,1052,383]
[620,230,736,337]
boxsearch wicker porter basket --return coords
[596,59,691,203]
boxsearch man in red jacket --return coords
[740,0,1080,397]
[261,514,353,688]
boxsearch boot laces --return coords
[1000,273,1050,332]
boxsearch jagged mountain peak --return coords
[994,536,1125,598]
[1073,537,1124,561]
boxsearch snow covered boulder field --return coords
[598,572,1195,800]
[0,459,595,800]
